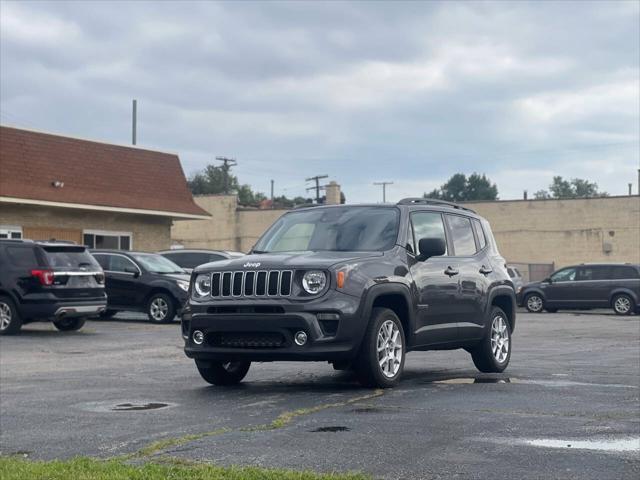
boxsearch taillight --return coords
[31,269,54,286]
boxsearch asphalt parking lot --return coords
[1,311,638,479]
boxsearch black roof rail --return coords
[396,197,476,213]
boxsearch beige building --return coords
[172,194,639,278]
[0,126,209,251]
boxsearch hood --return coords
[194,251,383,273]
[157,272,191,282]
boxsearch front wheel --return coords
[53,317,86,331]
[612,294,634,316]
[354,307,405,388]
[196,361,251,386]
[147,293,176,323]
[471,307,511,373]
[525,293,544,313]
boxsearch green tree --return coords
[536,176,607,199]
[425,173,498,201]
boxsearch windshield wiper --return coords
[251,250,269,254]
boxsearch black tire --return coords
[471,306,512,373]
[354,307,405,388]
[0,296,22,335]
[524,293,544,313]
[53,317,86,332]
[612,294,634,316]
[196,361,251,386]
[147,293,176,323]
[99,310,118,319]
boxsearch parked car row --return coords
[0,240,243,335]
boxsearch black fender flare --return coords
[0,288,22,314]
[358,282,417,346]
[487,285,517,332]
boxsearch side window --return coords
[411,212,447,256]
[610,266,640,279]
[472,219,486,250]
[110,255,138,273]
[445,215,477,256]
[551,268,576,282]
[93,254,110,270]
[7,247,39,267]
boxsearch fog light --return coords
[192,330,204,345]
[294,331,308,346]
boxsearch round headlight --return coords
[302,271,327,294]
[194,274,211,297]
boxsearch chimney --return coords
[325,181,341,205]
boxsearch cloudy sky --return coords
[1,0,638,202]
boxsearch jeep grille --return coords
[209,270,293,298]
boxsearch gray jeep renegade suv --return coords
[182,198,516,388]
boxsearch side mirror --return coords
[124,266,139,277]
[417,238,446,261]
[543,277,552,284]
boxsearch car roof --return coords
[290,201,481,217]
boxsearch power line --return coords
[305,174,329,203]
[373,181,394,203]
[215,156,237,194]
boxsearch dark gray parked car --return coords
[182,199,516,388]
[518,263,640,315]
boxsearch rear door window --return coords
[445,215,477,256]
[92,254,110,270]
[7,246,40,267]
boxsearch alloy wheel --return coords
[377,319,403,378]
[527,295,543,312]
[490,315,510,363]
[0,302,11,331]
[150,298,169,321]
[614,296,631,314]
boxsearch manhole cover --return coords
[311,426,350,433]
[111,402,168,411]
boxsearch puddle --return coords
[77,400,176,413]
[311,426,351,433]
[433,377,511,384]
[513,379,638,389]
[524,438,640,453]
[111,402,168,411]
[351,407,384,414]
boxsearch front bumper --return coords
[182,290,366,362]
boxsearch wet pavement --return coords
[1,311,638,479]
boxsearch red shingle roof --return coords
[0,126,209,218]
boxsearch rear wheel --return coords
[354,307,405,388]
[147,293,176,323]
[0,296,22,335]
[471,307,511,373]
[53,317,86,332]
[196,361,251,385]
[525,293,544,313]
[612,294,633,316]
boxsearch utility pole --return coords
[306,175,329,203]
[373,181,393,203]
[270,179,275,204]
[132,99,137,145]
[215,156,237,194]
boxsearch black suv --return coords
[518,263,640,315]
[182,199,516,388]
[0,240,106,335]
[91,250,190,323]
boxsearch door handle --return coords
[444,266,459,277]
[479,265,493,275]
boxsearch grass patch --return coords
[0,457,370,480]
[134,428,230,457]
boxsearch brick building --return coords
[0,126,209,251]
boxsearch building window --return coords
[83,230,132,250]
[0,225,22,239]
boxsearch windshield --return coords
[254,206,400,253]
[131,253,184,274]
